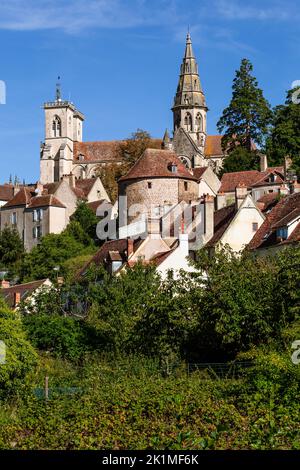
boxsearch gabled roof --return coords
[248,192,300,250]
[205,135,223,157]
[79,238,143,275]
[75,178,97,197]
[2,188,33,208]
[87,200,108,214]
[27,195,66,209]
[73,139,162,163]
[0,185,15,202]
[256,193,280,213]
[206,204,237,247]
[219,170,262,193]
[193,167,208,180]
[119,148,197,182]
[1,279,49,308]
[251,170,284,188]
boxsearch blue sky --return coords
[0,0,299,183]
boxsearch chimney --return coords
[216,192,226,210]
[69,173,76,188]
[284,155,292,179]
[14,292,21,307]
[235,184,248,209]
[179,233,189,256]
[203,194,214,241]
[293,182,300,193]
[280,184,289,196]
[1,280,10,289]
[260,153,268,172]
[147,217,161,238]
[127,238,134,258]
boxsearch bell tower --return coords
[172,33,208,153]
[40,78,84,184]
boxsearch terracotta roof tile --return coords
[119,148,197,182]
[75,178,96,196]
[219,170,262,193]
[206,204,237,247]
[73,139,163,163]
[2,188,33,208]
[204,135,223,157]
[192,167,208,180]
[27,195,66,209]
[248,192,300,250]
[1,279,48,308]
[0,185,15,201]
[87,200,108,214]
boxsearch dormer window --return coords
[78,154,84,162]
[269,174,276,183]
[168,162,178,173]
[277,227,288,240]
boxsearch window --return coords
[252,222,258,232]
[52,115,61,137]
[11,212,17,225]
[184,113,192,131]
[195,113,202,131]
[33,209,43,222]
[147,182,152,189]
[33,226,42,240]
[184,181,188,191]
[277,227,288,240]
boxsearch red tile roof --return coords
[79,238,142,275]
[204,135,223,157]
[248,192,300,250]
[206,204,237,247]
[0,185,14,202]
[256,193,281,212]
[27,195,66,209]
[1,279,49,308]
[75,178,97,197]
[219,170,262,193]
[73,139,163,163]
[192,167,208,180]
[119,148,197,182]
[87,200,108,214]
[2,188,33,208]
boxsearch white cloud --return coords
[215,0,299,21]
[0,0,178,33]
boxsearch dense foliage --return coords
[0,299,37,397]
[217,58,272,153]
[266,87,300,172]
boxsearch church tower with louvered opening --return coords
[171,32,208,168]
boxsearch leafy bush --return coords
[0,300,37,397]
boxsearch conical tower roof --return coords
[172,33,206,110]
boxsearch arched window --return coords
[195,113,202,131]
[184,113,192,132]
[52,116,61,137]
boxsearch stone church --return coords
[40,33,224,185]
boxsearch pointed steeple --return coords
[172,32,208,154]
[173,32,206,110]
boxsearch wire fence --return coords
[33,361,254,399]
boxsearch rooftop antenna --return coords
[55,76,62,102]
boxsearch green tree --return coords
[0,226,24,271]
[266,87,300,172]
[70,201,99,240]
[219,147,260,176]
[0,299,37,396]
[120,128,152,165]
[217,58,272,152]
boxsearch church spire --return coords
[172,32,207,146]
